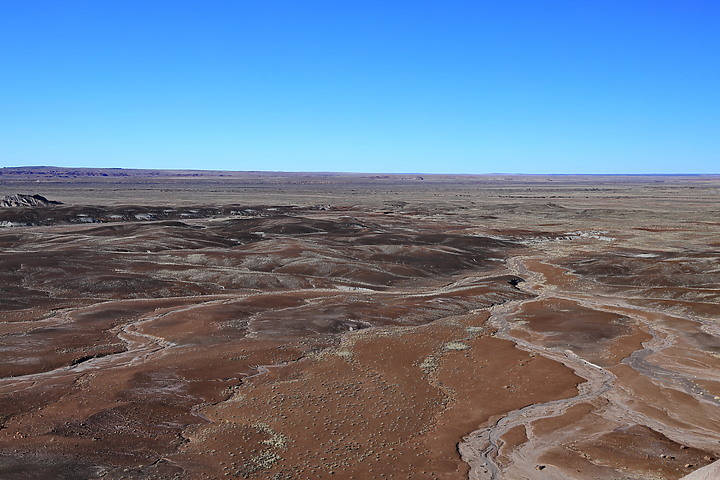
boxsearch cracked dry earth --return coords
[0,174,719,480]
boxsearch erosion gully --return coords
[458,254,720,480]
[2,251,717,479]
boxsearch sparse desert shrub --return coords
[255,422,288,449]
[419,356,439,374]
[334,350,353,360]
[465,326,485,335]
[442,341,470,351]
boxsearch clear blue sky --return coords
[1,1,718,173]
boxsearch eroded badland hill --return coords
[1,169,719,479]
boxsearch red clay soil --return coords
[172,316,581,479]
[1,174,719,479]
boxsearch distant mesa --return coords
[0,194,62,208]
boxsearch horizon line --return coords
[2,166,719,177]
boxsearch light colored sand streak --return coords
[459,254,720,480]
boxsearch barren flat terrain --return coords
[1,168,719,479]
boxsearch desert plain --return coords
[0,167,719,480]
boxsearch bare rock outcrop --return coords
[0,194,62,207]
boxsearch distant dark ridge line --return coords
[0,204,340,228]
